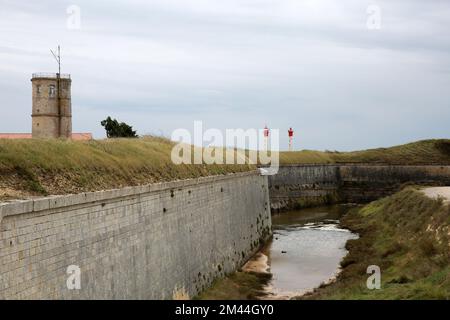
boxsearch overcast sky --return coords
[0,0,449,150]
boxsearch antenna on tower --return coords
[50,45,61,76]
[50,45,62,137]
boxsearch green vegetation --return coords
[289,193,340,210]
[1,138,449,200]
[101,116,138,138]
[280,139,450,164]
[0,137,254,200]
[196,271,271,300]
[304,188,450,299]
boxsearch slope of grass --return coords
[0,137,255,200]
[1,138,449,200]
[303,187,450,300]
[195,271,271,300]
[281,139,450,165]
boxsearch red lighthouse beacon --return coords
[288,127,294,151]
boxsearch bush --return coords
[101,116,138,138]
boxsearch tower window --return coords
[49,85,56,98]
[36,85,41,94]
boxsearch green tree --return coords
[101,117,138,138]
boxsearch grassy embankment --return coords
[304,187,450,300]
[0,138,449,200]
[0,137,255,200]
[195,271,272,300]
[280,139,450,165]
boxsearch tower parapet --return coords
[31,73,72,138]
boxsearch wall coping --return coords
[275,163,450,167]
[0,170,261,223]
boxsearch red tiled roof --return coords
[72,133,93,141]
[0,133,93,140]
[0,133,32,139]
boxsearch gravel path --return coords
[422,187,450,203]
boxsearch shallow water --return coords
[257,205,359,298]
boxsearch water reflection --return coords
[257,205,358,299]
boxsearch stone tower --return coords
[31,73,72,139]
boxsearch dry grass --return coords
[1,138,449,200]
[280,139,450,165]
[0,137,254,200]
[195,271,272,300]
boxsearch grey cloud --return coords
[0,0,449,150]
